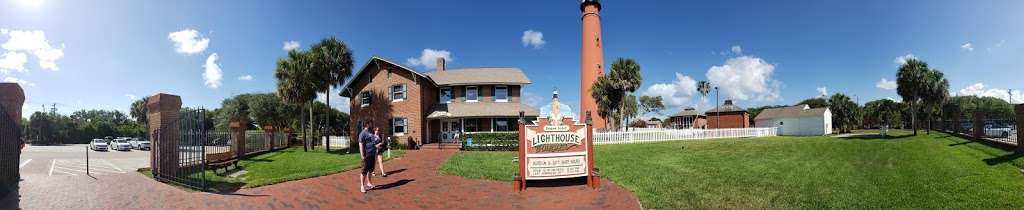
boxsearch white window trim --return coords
[494,85,509,102]
[392,118,407,136]
[466,86,479,103]
[440,87,452,104]
[360,91,371,108]
[391,84,406,103]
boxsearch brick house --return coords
[705,100,750,129]
[340,56,539,148]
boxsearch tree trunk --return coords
[302,103,308,152]
[325,89,330,152]
[309,101,314,151]
[911,103,918,136]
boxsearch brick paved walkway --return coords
[3,150,641,209]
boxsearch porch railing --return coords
[594,127,778,145]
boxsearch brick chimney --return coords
[436,57,446,72]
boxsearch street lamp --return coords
[715,86,720,129]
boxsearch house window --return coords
[464,119,479,132]
[391,84,406,102]
[494,118,514,131]
[360,91,372,107]
[466,86,479,102]
[494,86,509,102]
[391,118,407,136]
[439,87,452,104]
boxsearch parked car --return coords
[984,124,1015,138]
[90,139,108,151]
[109,139,132,151]
[130,138,151,150]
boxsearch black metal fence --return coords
[273,131,288,150]
[938,116,1018,146]
[206,130,232,157]
[0,104,21,193]
[152,108,208,191]
[244,130,267,155]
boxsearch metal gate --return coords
[0,104,21,193]
[152,108,208,191]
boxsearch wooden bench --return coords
[207,159,238,174]
[206,152,238,174]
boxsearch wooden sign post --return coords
[515,91,598,191]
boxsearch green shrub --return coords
[461,132,519,151]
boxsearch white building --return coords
[754,105,832,136]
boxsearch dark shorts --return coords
[361,153,376,175]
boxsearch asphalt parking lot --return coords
[18,144,150,177]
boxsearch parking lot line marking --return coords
[54,166,88,173]
[19,159,31,168]
[48,159,55,176]
[103,159,125,173]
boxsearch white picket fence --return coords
[322,136,350,149]
[594,127,778,145]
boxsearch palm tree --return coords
[621,94,638,131]
[609,58,642,131]
[922,69,949,134]
[275,50,317,151]
[830,93,856,133]
[308,37,354,151]
[591,76,620,130]
[697,80,711,108]
[897,58,929,135]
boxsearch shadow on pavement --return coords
[526,177,589,188]
[374,179,414,190]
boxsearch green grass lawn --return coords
[140,147,405,192]
[207,147,404,189]
[439,130,1024,209]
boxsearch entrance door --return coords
[440,120,461,144]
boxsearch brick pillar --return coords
[230,121,246,159]
[1016,105,1023,151]
[972,112,984,139]
[263,126,274,151]
[147,93,181,178]
[0,83,25,193]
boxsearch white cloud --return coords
[316,90,350,112]
[960,42,974,52]
[876,78,898,90]
[642,73,698,106]
[405,49,452,70]
[203,53,223,88]
[1,29,64,71]
[167,28,209,55]
[0,51,28,73]
[958,83,1023,103]
[238,74,253,81]
[521,88,546,108]
[3,76,34,87]
[125,94,137,101]
[731,45,743,55]
[816,87,828,98]
[282,41,300,51]
[521,30,546,49]
[706,56,782,102]
[894,53,917,65]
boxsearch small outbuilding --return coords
[754,104,833,136]
[667,107,706,129]
[705,100,750,129]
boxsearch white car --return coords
[984,125,1016,138]
[110,139,132,151]
[130,138,151,150]
[90,139,108,151]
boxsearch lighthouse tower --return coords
[580,0,606,129]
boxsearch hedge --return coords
[461,132,518,151]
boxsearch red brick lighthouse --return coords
[580,0,606,129]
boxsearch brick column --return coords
[230,121,246,159]
[1016,105,1023,152]
[263,126,274,151]
[0,83,25,193]
[972,112,984,139]
[147,93,181,178]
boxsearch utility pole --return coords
[715,87,720,129]
[1010,89,1014,105]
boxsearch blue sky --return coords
[2,0,1023,119]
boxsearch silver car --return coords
[130,138,151,150]
[110,139,131,151]
[90,139,108,151]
